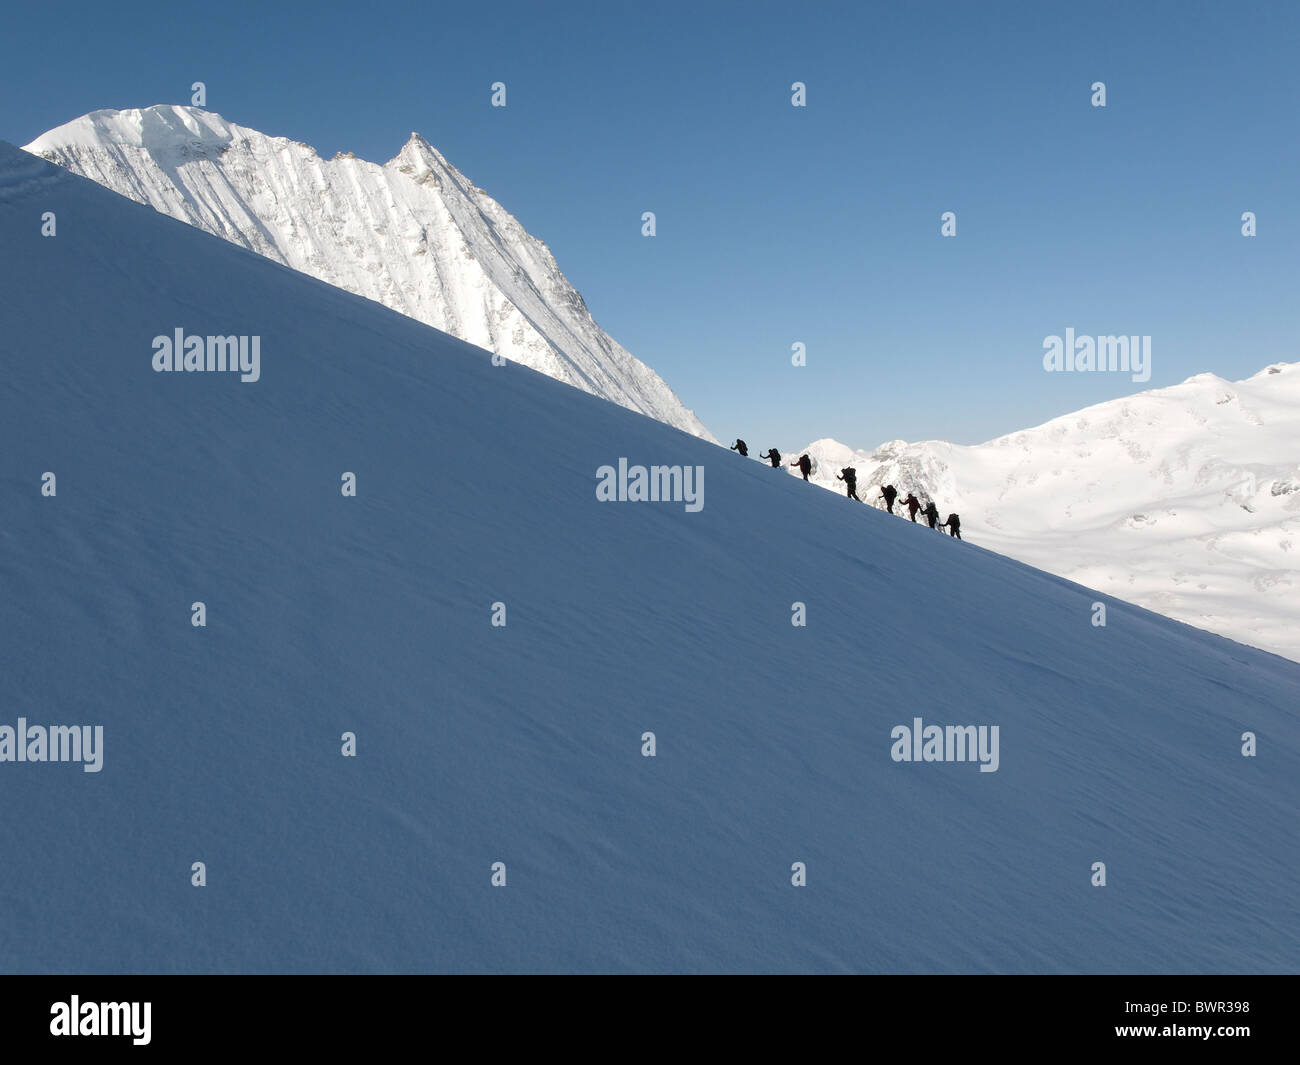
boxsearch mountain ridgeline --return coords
[784,363,1300,662]
[2,139,1298,972]
[25,104,713,441]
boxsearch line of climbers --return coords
[730,439,962,540]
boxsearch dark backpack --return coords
[948,513,960,526]
[883,484,897,500]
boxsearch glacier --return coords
[786,365,1300,662]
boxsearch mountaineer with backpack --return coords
[922,501,941,529]
[730,439,749,457]
[939,513,962,540]
[836,467,860,500]
[879,484,899,514]
[790,453,813,481]
[901,492,922,522]
[759,447,782,468]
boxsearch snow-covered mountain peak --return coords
[393,130,442,167]
[28,104,235,154]
[25,107,714,441]
[1253,362,1292,379]
[788,361,1300,660]
[794,438,857,462]
[389,132,465,193]
[4,137,1298,973]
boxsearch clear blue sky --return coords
[4,0,1297,447]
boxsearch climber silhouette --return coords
[730,439,749,457]
[836,467,859,500]
[922,501,940,529]
[759,448,782,468]
[879,484,899,514]
[901,492,921,522]
[790,454,812,481]
[939,513,962,540]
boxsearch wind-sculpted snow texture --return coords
[2,144,1297,973]
[25,105,713,441]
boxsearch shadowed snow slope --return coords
[25,105,714,441]
[1,143,1297,973]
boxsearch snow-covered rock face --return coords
[787,363,1300,661]
[24,105,714,441]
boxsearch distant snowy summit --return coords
[785,362,1300,662]
[25,105,714,441]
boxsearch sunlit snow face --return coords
[23,105,713,443]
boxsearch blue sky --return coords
[4,0,1297,447]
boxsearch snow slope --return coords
[24,105,713,441]
[786,368,1300,662]
[1,142,1297,974]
